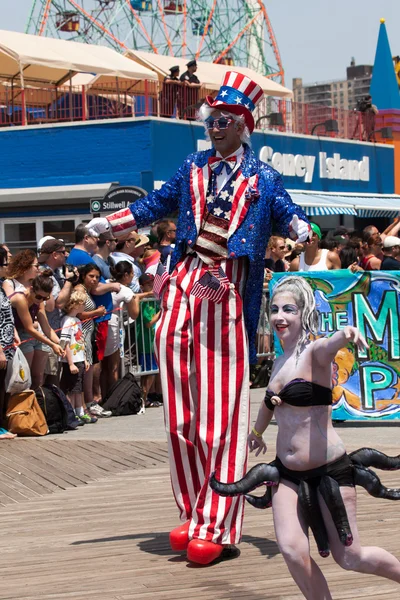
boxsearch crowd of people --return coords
[263,219,400,275]
[0,218,179,437]
[0,215,399,439]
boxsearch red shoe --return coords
[169,521,190,551]
[187,539,223,564]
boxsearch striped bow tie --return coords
[208,156,237,175]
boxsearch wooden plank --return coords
[0,457,53,497]
[0,440,399,599]
[0,447,65,491]
[73,440,152,469]
[3,442,84,487]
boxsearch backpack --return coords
[101,372,142,416]
[6,390,48,437]
[35,385,69,434]
[46,385,79,430]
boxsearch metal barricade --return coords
[120,297,160,378]
[119,292,274,383]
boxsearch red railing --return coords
[0,80,378,143]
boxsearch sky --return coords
[2,0,400,89]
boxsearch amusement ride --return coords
[26,0,284,82]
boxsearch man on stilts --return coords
[88,71,311,565]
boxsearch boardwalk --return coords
[0,402,400,599]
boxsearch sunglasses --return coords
[35,293,50,301]
[32,263,40,268]
[204,117,234,130]
[55,250,66,254]
[278,245,286,250]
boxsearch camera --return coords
[63,264,79,284]
[356,96,372,112]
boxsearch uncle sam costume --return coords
[88,71,310,558]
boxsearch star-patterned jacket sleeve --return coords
[106,160,187,236]
[269,173,309,238]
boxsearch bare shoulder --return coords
[10,292,26,305]
[328,250,341,269]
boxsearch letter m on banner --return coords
[270,271,400,421]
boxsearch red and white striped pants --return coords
[155,255,250,544]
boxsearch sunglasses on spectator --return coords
[55,250,66,254]
[35,293,50,301]
[204,117,234,130]
[32,263,40,268]
[277,245,286,250]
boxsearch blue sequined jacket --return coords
[130,144,308,363]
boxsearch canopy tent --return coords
[289,190,400,217]
[0,29,157,86]
[60,72,152,96]
[125,49,293,98]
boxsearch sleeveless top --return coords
[78,287,96,365]
[264,378,332,411]
[9,291,40,332]
[299,249,329,271]
[359,255,376,270]
[0,287,16,360]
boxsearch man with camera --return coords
[38,238,78,385]
[356,95,378,141]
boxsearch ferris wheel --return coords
[26,0,284,82]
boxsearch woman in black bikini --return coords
[211,276,400,599]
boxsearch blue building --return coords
[0,116,398,251]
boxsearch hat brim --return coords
[205,96,255,133]
[134,234,150,249]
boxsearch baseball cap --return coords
[38,239,65,263]
[332,235,347,244]
[40,239,65,254]
[37,235,55,251]
[383,235,400,248]
[310,223,322,240]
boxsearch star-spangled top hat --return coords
[205,71,264,133]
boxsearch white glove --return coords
[86,217,111,237]
[289,215,312,243]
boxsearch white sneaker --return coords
[88,403,112,418]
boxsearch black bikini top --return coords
[264,378,332,411]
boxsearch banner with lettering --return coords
[270,270,400,421]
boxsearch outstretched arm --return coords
[87,160,188,238]
[313,326,368,365]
